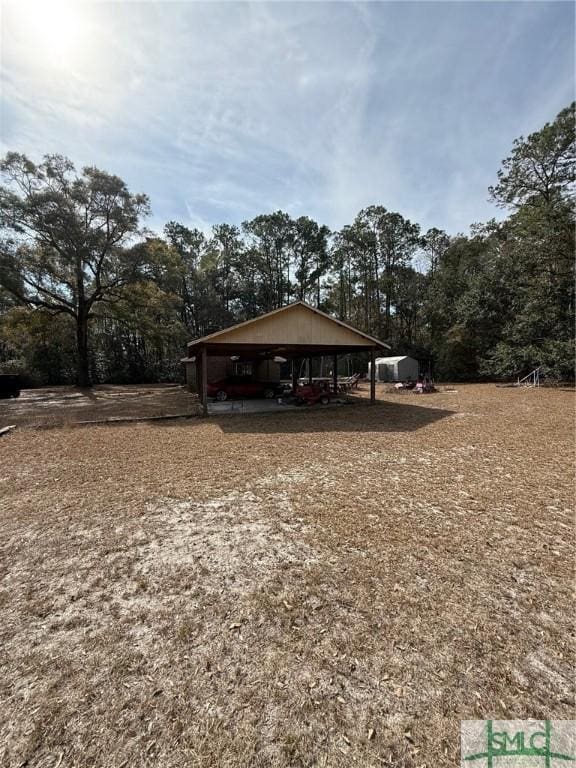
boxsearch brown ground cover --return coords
[0,383,199,429]
[0,384,574,767]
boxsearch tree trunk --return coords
[373,247,382,337]
[76,312,91,387]
[384,263,392,339]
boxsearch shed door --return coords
[377,363,389,382]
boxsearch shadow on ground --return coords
[2,385,455,434]
[150,399,455,434]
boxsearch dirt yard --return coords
[0,384,573,767]
[0,383,199,428]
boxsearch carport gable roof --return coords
[185,302,390,357]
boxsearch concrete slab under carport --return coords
[207,398,350,415]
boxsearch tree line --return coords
[0,103,573,386]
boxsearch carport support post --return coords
[332,354,338,394]
[308,357,313,385]
[200,345,208,417]
[291,359,298,392]
[370,348,376,404]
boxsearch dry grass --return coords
[0,383,199,428]
[0,383,574,767]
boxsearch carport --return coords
[182,302,390,416]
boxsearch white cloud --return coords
[1,0,573,235]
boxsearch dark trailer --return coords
[0,375,21,399]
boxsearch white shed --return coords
[369,355,419,382]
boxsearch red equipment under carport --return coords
[294,382,337,406]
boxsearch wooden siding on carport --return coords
[185,356,229,391]
[185,356,281,391]
[191,303,375,351]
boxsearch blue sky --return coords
[1,1,574,236]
